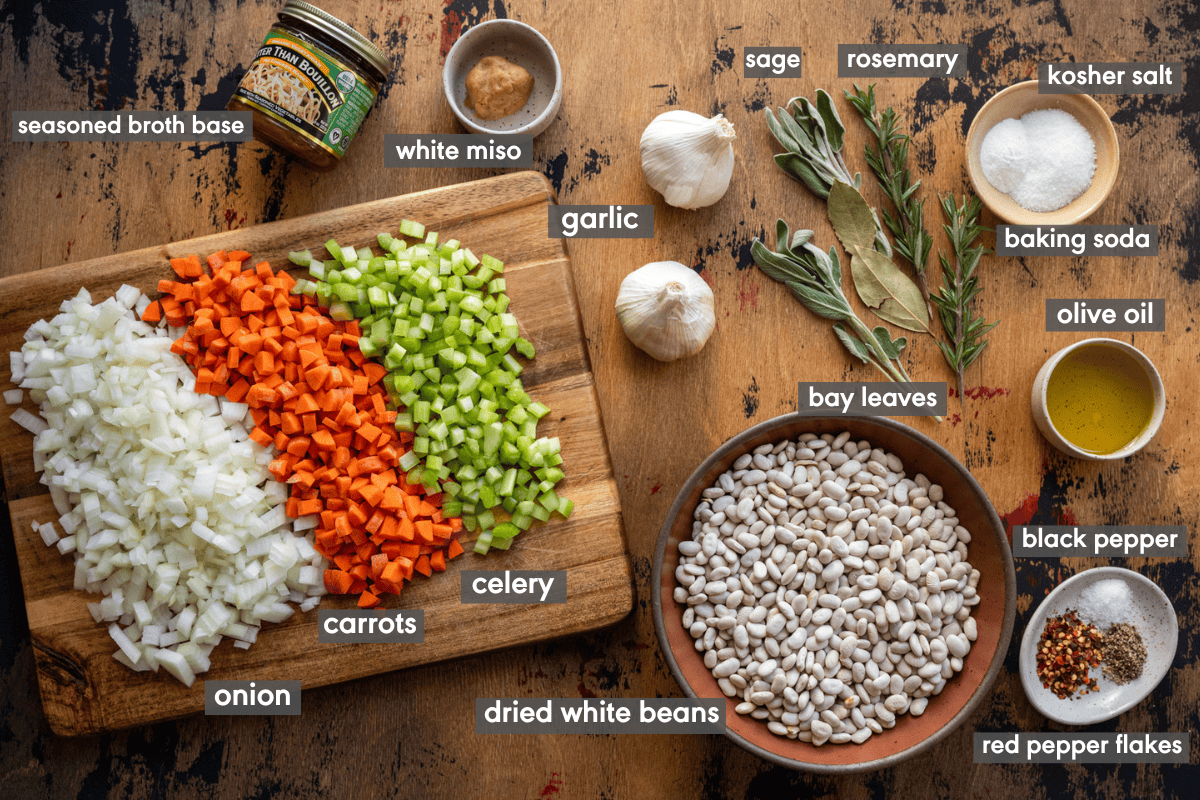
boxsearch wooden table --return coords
[1,0,1196,796]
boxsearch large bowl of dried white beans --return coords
[652,414,1015,773]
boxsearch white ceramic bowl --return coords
[442,20,562,137]
[1031,338,1165,460]
[1019,567,1178,725]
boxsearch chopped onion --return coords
[18,287,327,686]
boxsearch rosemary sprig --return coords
[844,84,935,320]
[932,194,998,397]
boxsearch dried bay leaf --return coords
[849,246,931,333]
[828,182,876,254]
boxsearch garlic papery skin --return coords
[616,261,716,362]
[640,111,736,210]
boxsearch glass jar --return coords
[227,1,391,171]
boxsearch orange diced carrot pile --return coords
[146,251,465,607]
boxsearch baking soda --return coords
[980,108,1096,212]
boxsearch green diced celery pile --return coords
[289,220,573,555]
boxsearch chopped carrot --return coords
[324,569,353,594]
[166,252,462,604]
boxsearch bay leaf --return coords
[849,246,931,333]
[828,182,877,256]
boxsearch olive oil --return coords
[1046,344,1155,454]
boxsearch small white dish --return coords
[1030,338,1165,460]
[1019,567,1178,725]
[442,19,562,137]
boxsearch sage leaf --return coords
[751,238,850,322]
[828,182,877,255]
[849,246,931,333]
[790,229,814,251]
[834,323,872,363]
[751,241,818,288]
[796,285,851,321]
[815,244,842,288]
[815,90,845,153]
[775,219,797,260]
[775,153,828,198]
[765,108,801,152]
[871,326,907,360]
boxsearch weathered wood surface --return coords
[0,0,1196,796]
[0,172,632,735]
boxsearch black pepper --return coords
[1101,622,1147,685]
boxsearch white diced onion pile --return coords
[14,286,325,686]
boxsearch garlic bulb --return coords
[640,111,736,209]
[616,261,715,362]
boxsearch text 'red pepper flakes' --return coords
[1035,610,1104,699]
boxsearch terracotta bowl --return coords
[651,414,1016,773]
[965,80,1119,225]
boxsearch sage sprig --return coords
[844,84,935,322]
[765,94,934,340]
[765,91,891,255]
[932,194,998,397]
[751,219,913,386]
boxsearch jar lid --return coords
[280,1,392,79]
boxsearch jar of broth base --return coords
[228,1,391,171]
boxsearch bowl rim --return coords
[965,79,1119,225]
[650,412,1017,773]
[1031,337,1166,460]
[1017,566,1179,725]
[441,19,563,136]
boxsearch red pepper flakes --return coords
[1035,610,1104,699]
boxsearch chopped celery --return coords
[399,219,425,239]
[307,221,573,551]
[288,250,313,267]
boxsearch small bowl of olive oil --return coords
[1032,339,1165,460]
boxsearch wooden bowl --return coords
[651,414,1016,773]
[965,80,1119,224]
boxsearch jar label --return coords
[234,29,378,158]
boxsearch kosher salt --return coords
[980,108,1096,212]
[1076,578,1134,630]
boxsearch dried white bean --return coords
[675,434,978,746]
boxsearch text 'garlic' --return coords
[640,110,736,209]
[616,261,715,361]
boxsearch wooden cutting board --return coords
[0,171,632,736]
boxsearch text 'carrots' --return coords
[150,251,463,607]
